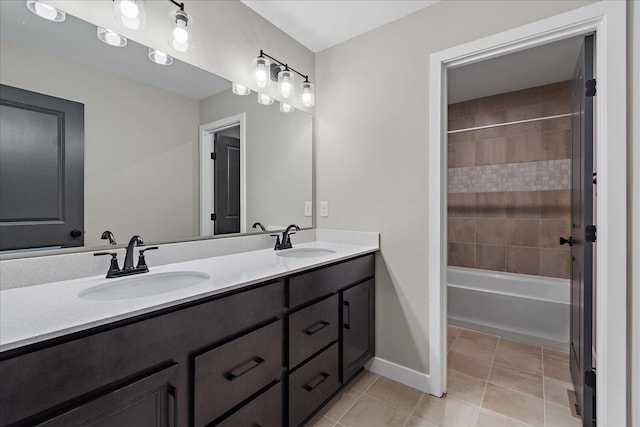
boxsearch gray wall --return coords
[0,39,200,247]
[200,89,312,230]
[314,0,597,374]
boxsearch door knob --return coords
[559,236,574,246]
[70,229,82,238]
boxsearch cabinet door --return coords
[37,365,177,427]
[342,279,375,382]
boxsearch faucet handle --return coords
[94,252,121,277]
[270,234,282,250]
[136,246,158,269]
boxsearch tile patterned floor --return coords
[307,326,580,427]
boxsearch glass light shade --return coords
[148,48,173,65]
[26,1,65,22]
[278,69,294,99]
[97,27,127,47]
[114,0,145,30]
[252,56,270,89]
[168,10,192,52]
[301,81,315,107]
[232,83,251,96]
[279,102,295,113]
[257,93,274,105]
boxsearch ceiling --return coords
[240,0,440,53]
[0,1,229,100]
[448,36,584,104]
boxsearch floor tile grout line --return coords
[402,392,425,427]
[330,383,367,424]
[478,332,500,416]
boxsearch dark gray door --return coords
[213,135,240,235]
[0,85,84,251]
[567,34,595,426]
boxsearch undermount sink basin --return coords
[275,248,336,259]
[79,271,210,301]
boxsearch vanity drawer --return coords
[289,294,339,369]
[217,382,281,427]
[289,343,339,427]
[193,320,283,427]
[288,254,374,307]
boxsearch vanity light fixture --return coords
[168,0,192,52]
[301,79,315,107]
[26,0,66,22]
[113,0,145,30]
[97,27,127,47]
[232,83,251,96]
[148,48,173,65]
[279,102,295,113]
[257,93,274,105]
[253,50,314,108]
[253,53,270,89]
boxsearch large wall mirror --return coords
[0,2,312,254]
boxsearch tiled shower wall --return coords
[447,82,571,279]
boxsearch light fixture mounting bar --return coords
[168,0,184,11]
[259,50,310,82]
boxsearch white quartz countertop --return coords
[0,240,378,352]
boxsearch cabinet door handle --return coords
[167,386,176,427]
[224,357,265,381]
[343,300,351,329]
[304,320,330,335]
[303,372,329,392]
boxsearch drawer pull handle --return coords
[303,372,330,392]
[344,300,351,329]
[224,357,265,381]
[304,320,330,335]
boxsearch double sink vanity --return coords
[0,231,378,427]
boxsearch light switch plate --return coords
[320,201,329,217]
[304,201,312,217]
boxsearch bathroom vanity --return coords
[0,243,376,427]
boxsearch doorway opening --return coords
[428,3,627,427]
[199,113,247,236]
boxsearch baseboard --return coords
[365,357,430,393]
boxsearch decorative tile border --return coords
[448,159,571,193]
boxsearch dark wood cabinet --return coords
[36,364,178,427]
[342,279,375,382]
[0,253,375,427]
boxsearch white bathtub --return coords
[447,266,570,349]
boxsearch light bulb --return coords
[97,27,127,47]
[253,56,270,89]
[27,0,65,21]
[148,48,173,65]
[119,0,139,18]
[232,83,251,96]
[114,0,145,30]
[173,23,189,43]
[35,2,56,20]
[278,69,294,99]
[258,93,274,105]
[280,102,294,113]
[301,81,315,107]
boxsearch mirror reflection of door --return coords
[0,84,84,251]
[213,126,240,235]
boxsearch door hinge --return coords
[592,171,597,185]
[211,152,217,160]
[585,225,596,243]
[586,79,596,97]
[585,368,596,389]
[211,213,216,221]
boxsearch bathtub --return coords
[447,266,570,349]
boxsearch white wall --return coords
[0,40,200,247]
[200,89,312,230]
[314,0,597,374]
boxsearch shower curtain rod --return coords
[447,113,571,134]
